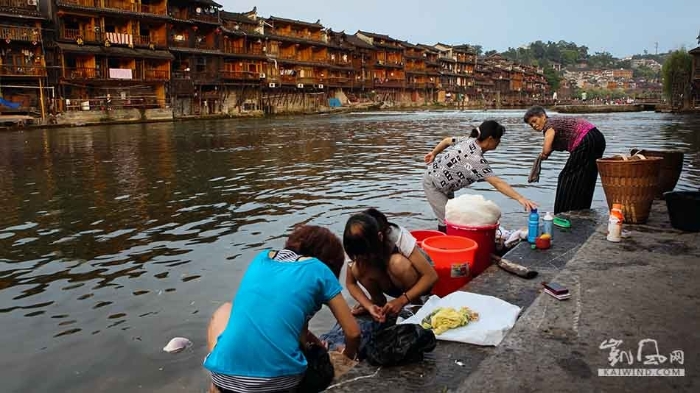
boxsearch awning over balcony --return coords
[56,42,174,60]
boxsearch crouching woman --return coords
[204,225,361,393]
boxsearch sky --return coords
[218,0,700,58]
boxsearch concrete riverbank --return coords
[329,201,699,392]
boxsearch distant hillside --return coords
[496,40,669,70]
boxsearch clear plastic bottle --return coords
[543,212,554,238]
[527,208,540,243]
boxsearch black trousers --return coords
[554,128,606,214]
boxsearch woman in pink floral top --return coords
[524,106,606,214]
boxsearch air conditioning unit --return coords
[259,73,266,79]
[316,84,324,89]
[268,82,276,88]
[297,83,304,89]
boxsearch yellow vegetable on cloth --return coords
[420,306,479,335]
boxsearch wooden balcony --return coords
[0,64,46,77]
[61,28,101,42]
[374,78,404,88]
[220,70,260,80]
[0,25,41,43]
[133,35,166,47]
[0,0,40,10]
[63,67,168,81]
[296,77,323,85]
[59,0,167,16]
[170,39,217,51]
[143,69,169,80]
[64,67,102,80]
[172,71,219,83]
[190,12,219,24]
[326,76,352,87]
[222,46,264,56]
[327,57,352,66]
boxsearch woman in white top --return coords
[343,208,438,322]
[423,120,537,232]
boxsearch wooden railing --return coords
[0,64,46,76]
[59,0,95,7]
[60,0,167,15]
[326,77,352,86]
[0,25,41,42]
[220,70,259,80]
[133,35,166,46]
[194,40,217,50]
[223,46,264,56]
[63,67,168,80]
[143,69,168,80]
[64,67,102,80]
[172,71,219,81]
[61,28,101,42]
[190,12,219,23]
[374,78,404,88]
[327,56,351,65]
[0,0,40,9]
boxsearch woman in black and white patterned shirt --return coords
[423,120,538,232]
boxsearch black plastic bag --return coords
[298,343,334,393]
[364,324,436,366]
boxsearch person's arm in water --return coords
[486,176,538,211]
[326,294,361,360]
[381,248,438,315]
[345,267,386,322]
[424,137,455,163]
[540,128,555,159]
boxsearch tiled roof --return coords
[345,34,375,50]
[416,44,439,54]
[357,30,401,44]
[220,11,256,24]
[268,16,323,28]
[189,0,222,7]
[221,27,265,39]
[690,46,700,54]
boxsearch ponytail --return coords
[471,120,505,141]
[469,127,481,139]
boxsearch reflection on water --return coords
[0,111,698,392]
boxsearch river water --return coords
[1,110,698,392]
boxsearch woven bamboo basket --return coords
[596,154,663,224]
[630,149,684,199]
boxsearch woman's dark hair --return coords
[343,208,394,269]
[469,120,505,141]
[523,106,548,123]
[285,225,345,278]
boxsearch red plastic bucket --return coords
[444,220,498,277]
[421,235,478,297]
[410,230,446,248]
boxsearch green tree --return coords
[589,51,615,68]
[633,65,658,81]
[543,67,561,91]
[561,49,579,66]
[616,59,632,69]
[661,48,692,108]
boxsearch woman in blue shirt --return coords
[204,225,361,393]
